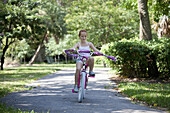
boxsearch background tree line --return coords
[0,0,169,79]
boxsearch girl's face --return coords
[79,32,87,42]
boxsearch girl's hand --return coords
[98,52,103,55]
[95,51,103,55]
[69,48,75,51]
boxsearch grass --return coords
[118,82,170,110]
[0,63,76,113]
[0,64,63,97]
[1,63,169,112]
[0,103,41,113]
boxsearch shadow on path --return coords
[0,68,166,113]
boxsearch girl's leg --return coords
[87,57,94,72]
[75,62,83,85]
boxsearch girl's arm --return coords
[89,42,103,54]
[70,43,79,50]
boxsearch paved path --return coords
[0,68,166,113]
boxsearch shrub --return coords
[101,38,170,79]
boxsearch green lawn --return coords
[1,64,169,112]
[0,64,76,113]
[118,82,170,110]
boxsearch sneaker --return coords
[89,71,95,76]
[73,85,78,92]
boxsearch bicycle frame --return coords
[65,49,116,103]
[78,57,89,90]
[76,51,94,90]
[65,50,94,90]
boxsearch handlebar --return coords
[65,49,116,62]
[65,49,99,58]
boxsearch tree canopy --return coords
[65,0,139,47]
[0,0,169,70]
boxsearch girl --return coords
[71,30,102,92]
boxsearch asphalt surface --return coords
[0,68,166,113]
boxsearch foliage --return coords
[153,15,170,38]
[0,0,68,68]
[1,0,41,39]
[148,0,169,22]
[0,0,45,69]
[65,0,139,47]
[101,37,170,79]
[118,82,170,109]
[5,39,33,61]
[119,0,169,22]
[119,0,138,11]
[0,102,47,113]
[94,56,104,64]
[45,35,71,56]
[0,103,33,113]
[41,0,67,41]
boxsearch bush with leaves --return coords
[101,38,170,79]
[5,39,33,64]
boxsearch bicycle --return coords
[65,49,116,103]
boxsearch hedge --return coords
[101,38,170,79]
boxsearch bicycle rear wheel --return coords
[78,72,86,103]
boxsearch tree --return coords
[119,0,169,38]
[65,0,139,47]
[0,1,27,70]
[45,35,71,63]
[5,39,33,64]
[137,0,152,40]
[137,0,159,78]
[118,0,162,78]
[119,0,169,22]
[148,0,169,22]
[57,0,78,7]
[41,0,67,44]
[0,0,43,70]
[28,0,67,65]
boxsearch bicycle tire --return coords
[78,72,86,103]
[83,75,88,99]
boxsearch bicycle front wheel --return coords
[78,72,86,103]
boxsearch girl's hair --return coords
[79,30,87,37]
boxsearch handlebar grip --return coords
[65,49,79,57]
[94,52,102,55]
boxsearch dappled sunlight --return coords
[17,104,32,107]
[1,68,165,113]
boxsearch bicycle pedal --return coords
[72,89,78,93]
[88,75,95,78]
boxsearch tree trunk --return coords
[54,35,59,44]
[24,57,26,65]
[28,31,47,65]
[58,55,60,64]
[35,45,45,63]
[0,37,15,70]
[28,44,41,65]
[65,55,67,64]
[54,56,56,63]
[137,0,152,40]
[137,0,159,78]
[1,44,8,70]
